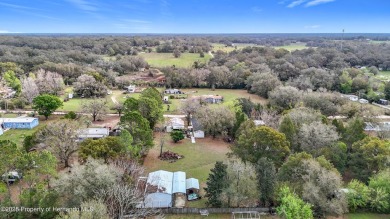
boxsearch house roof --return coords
[172,171,186,194]
[186,178,200,190]
[78,128,109,138]
[147,170,174,194]
[253,120,265,126]
[168,117,185,126]
[364,122,390,131]
[1,117,37,123]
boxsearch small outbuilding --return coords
[186,178,200,201]
[127,85,136,93]
[1,117,39,129]
[379,99,388,105]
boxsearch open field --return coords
[139,52,212,68]
[144,134,231,208]
[211,43,256,53]
[274,42,309,51]
[375,71,390,81]
[163,88,267,114]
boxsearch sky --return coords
[0,0,389,33]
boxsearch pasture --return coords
[163,88,267,114]
[139,52,212,68]
[274,42,309,51]
[211,43,256,53]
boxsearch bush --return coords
[64,111,77,120]
[170,130,184,143]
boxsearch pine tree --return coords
[205,161,228,207]
[279,115,297,152]
[255,157,276,207]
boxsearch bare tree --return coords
[180,99,201,125]
[82,98,109,122]
[35,69,64,95]
[37,120,84,167]
[21,77,39,104]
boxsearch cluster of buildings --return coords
[140,170,200,208]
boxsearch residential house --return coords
[0,117,39,129]
[192,95,224,104]
[78,128,109,140]
[166,117,185,132]
[164,89,183,94]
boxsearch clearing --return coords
[139,52,212,68]
[274,42,309,51]
[163,88,267,114]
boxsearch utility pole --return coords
[342,29,345,49]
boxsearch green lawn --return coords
[144,134,231,208]
[139,52,212,68]
[211,43,256,53]
[163,88,267,114]
[274,42,309,51]
[375,71,390,82]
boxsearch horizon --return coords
[0,0,389,34]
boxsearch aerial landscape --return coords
[1,0,390,218]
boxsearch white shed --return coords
[193,130,205,138]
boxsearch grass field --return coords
[139,52,212,68]
[274,42,309,51]
[211,43,256,53]
[375,71,390,81]
[144,134,231,208]
[163,88,267,114]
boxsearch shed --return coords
[193,130,205,138]
[78,128,109,140]
[172,171,186,194]
[1,117,39,129]
[379,99,388,105]
[127,85,136,93]
[359,98,369,104]
[186,178,200,201]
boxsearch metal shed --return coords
[143,193,172,208]
[146,170,173,194]
[172,171,186,194]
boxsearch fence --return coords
[160,207,271,214]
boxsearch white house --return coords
[253,120,266,126]
[164,89,183,94]
[78,128,109,140]
[166,118,185,132]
